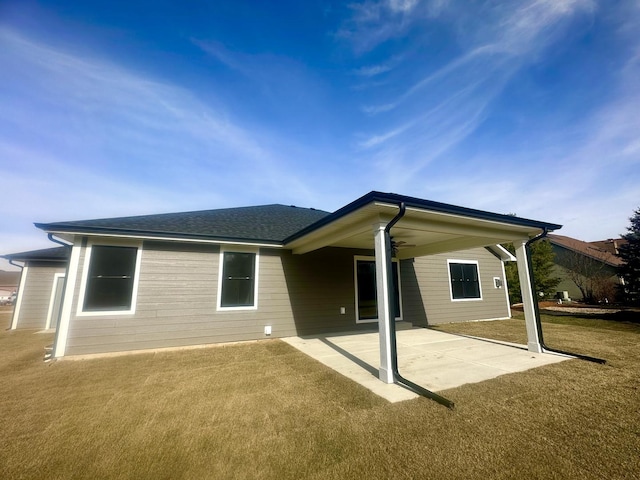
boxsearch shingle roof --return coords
[548,234,624,267]
[36,205,331,244]
[589,238,628,255]
[3,246,69,262]
[33,192,561,247]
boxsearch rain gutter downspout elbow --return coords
[385,202,455,409]
[8,259,23,271]
[525,230,606,365]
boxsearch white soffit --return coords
[287,202,542,256]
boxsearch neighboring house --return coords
[0,270,20,304]
[3,248,69,330]
[9,191,560,385]
[548,234,624,302]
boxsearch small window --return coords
[83,245,139,312]
[219,251,257,309]
[448,261,482,300]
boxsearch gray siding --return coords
[402,248,510,325]
[62,239,510,356]
[13,263,66,329]
[64,242,376,356]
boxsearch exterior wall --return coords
[552,264,583,301]
[60,238,510,356]
[12,262,66,329]
[402,247,510,325]
[62,241,376,356]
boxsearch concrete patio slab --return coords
[282,327,570,403]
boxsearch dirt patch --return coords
[511,302,640,323]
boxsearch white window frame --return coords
[447,259,483,302]
[77,239,143,316]
[217,246,260,311]
[354,255,403,324]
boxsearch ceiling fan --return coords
[390,237,416,255]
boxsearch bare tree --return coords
[560,250,618,304]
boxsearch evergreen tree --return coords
[503,239,561,304]
[618,208,640,306]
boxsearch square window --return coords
[448,261,482,300]
[219,251,257,308]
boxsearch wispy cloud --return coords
[349,0,595,182]
[335,0,426,53]
[353,63,393,77]
[0,29,327,242]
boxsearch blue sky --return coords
[1,0,639,270]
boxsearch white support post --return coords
[374,223,394,383]
[10,265,28,330]
[53,241,81,358]
[514,241,543,353]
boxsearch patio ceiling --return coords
[286,200,556,259]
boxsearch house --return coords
[0,270,21,305]
[11,191,560,385]
[3,247,69,330]
[548,234,624,303]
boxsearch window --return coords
[448,260,482,300]
[82,245,140,312]
[218,250,258,309]
[354,257,402,323]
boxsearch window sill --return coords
[76,309,136,317]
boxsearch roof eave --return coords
[35,223,284,247]
[285,191,561,244]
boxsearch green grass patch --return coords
[1,310,639,479]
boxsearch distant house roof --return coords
[589,238,628,256]
[35,205,331,245]
[548,234,623,267]
[3,246,69,263]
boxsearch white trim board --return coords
[10,265,28,330]
[45,272,66,330]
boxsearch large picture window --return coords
[83,245,139,312]
[354,257,401,323]
[219,251,257,309]
[448,260,482,300]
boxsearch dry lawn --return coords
[1,307,639,480]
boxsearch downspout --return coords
[47,234,73,359]
[525,230,606,364]
[385,203,455,409]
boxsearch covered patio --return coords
[286,192,564,397]
[283,326,570,403]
